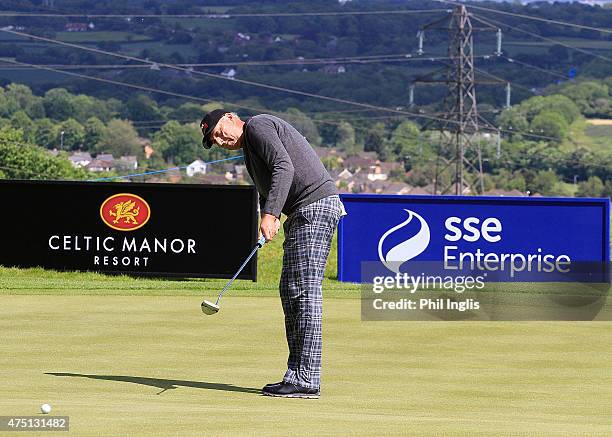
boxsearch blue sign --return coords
[338,194,610,283]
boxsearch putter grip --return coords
[257,235,266,248]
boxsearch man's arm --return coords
[249,119,295,218]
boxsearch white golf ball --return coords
[40,404,52,414]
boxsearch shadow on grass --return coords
[46,372,261,395]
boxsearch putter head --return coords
[201,300,220,315]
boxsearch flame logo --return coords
[378,209,430,273]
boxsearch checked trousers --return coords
[280,195,344,390]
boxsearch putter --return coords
[201,235,266,315]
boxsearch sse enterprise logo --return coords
[378,209,430,274]
[100,193,151,232]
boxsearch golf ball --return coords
[40,404,52,414]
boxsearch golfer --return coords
[200,109,344,399]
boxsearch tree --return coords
[58,118,85,150]
[558,81,609,115]
[83,117,107,151]
[4,83,45,119]
[496,108,529,136]
[492,169,526,192]
[281,107,321,145]
[577,176,605,197]
[72,94,113,123]
[34,118,58,149]
[321,155,342,171]
[548,44,569,62]
[530,111,569,141]
[387,120,420,163]
[43,88,75,121]
[97,119,142,157]
[0,127,87,180]
[335,121,356,154]
[152,121,201,166]
[363,122,387,154]
[170,103,204,123]
[123,94,161,124]
[529,170,559,195]
[603,180,612,199]
[10,111,36,143]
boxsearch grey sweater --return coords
[242,114,337,217]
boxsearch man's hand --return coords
[260,213,281,242]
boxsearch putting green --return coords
[1,295,611,436]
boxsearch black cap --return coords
[200,109,229,149]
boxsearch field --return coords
[1,224,612,436]
[560,117,612,153]
[56,31,152,43]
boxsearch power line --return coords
[472,66,533,93]
[500,55,569,81]
[0,29,587,144]
[88,155,243,182]
[0,28,495,130]
[472,13,612,65]
[0,56,575,146]
[0,54,482,70]
[0,58,398,135]
[436,0,612,35]
[0,9,449,18]
[129,108,389,125]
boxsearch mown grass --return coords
[0,295,611,436]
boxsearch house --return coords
[65,23,88,32]
[409,184,436,195]
[68,152,92,168]
[144,144,154,159]
[97,153,114,162]
[483,189,525,197]
[322,64,346,75]
[365,179,387,194]
[87,159,115,172]
[221,68,236,79]
[118,156,138,170]
[86,153,115,172]
[367,162,388,182]
[312,146,344,160]
[234,165,246,180]
[186,159,207,177]
[234,32,251,46]
[337,168,353,180]
[343,152,377,172]
[382,182,413,195]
